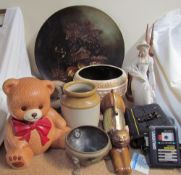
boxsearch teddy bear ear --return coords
[43,80,55,95]
[3,78,19,95]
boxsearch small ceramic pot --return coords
[74,64,127,99]
[61,81,100,128]
[65,126,111,166]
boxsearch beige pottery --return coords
[61,81,100,128]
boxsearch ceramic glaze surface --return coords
[61,81,100,128]
[62,104,100,128]
[65,126,111,166]
[67,126,109,152]
[2,77,70,169]
[74,64,127,98]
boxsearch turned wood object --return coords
[110,148,132,175]
[101,91,132,175]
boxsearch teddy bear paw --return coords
[7,154,26,168]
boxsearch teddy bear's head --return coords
[3,77,55,122]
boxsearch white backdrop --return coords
[0,7,32,145]
[0,0,181,76]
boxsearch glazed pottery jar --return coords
[74,64,127,99]
[65,126,111,166]
[61,81,100,128]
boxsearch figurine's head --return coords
[3,77,55,122]
[109,129,130,148]
[137,41,149,58]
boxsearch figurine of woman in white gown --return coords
[127,41,156,105]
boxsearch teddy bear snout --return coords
[32,113,37,118]
[24,109,43,122]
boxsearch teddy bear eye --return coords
[39,105,43,109]
[21,106,27,111]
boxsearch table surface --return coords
[0,145,180,175]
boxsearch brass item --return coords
[101,90,125,113]
[102,91,126,132]
[102,91,132,175]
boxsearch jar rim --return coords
[75,64,126,82]
[63,81,97,97]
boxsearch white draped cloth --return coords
[0,7,32,145]
[154,9,181,125]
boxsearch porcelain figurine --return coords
[3,77,70,169]
[126,24,156,105]
[126,40,156,105]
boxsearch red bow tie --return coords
[11,117,52,146]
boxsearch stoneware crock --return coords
[74,64,127,99]
[61,81,100,128]
[65,125,111,166]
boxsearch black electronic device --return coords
[125,103,174,148]
[147,126,181,168]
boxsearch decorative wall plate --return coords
[35,6,125,82]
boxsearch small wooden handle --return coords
[101,92,125,114]
[110,147,132,175]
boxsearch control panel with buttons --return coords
[147,126,181,167]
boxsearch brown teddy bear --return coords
[3,77,70,169]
